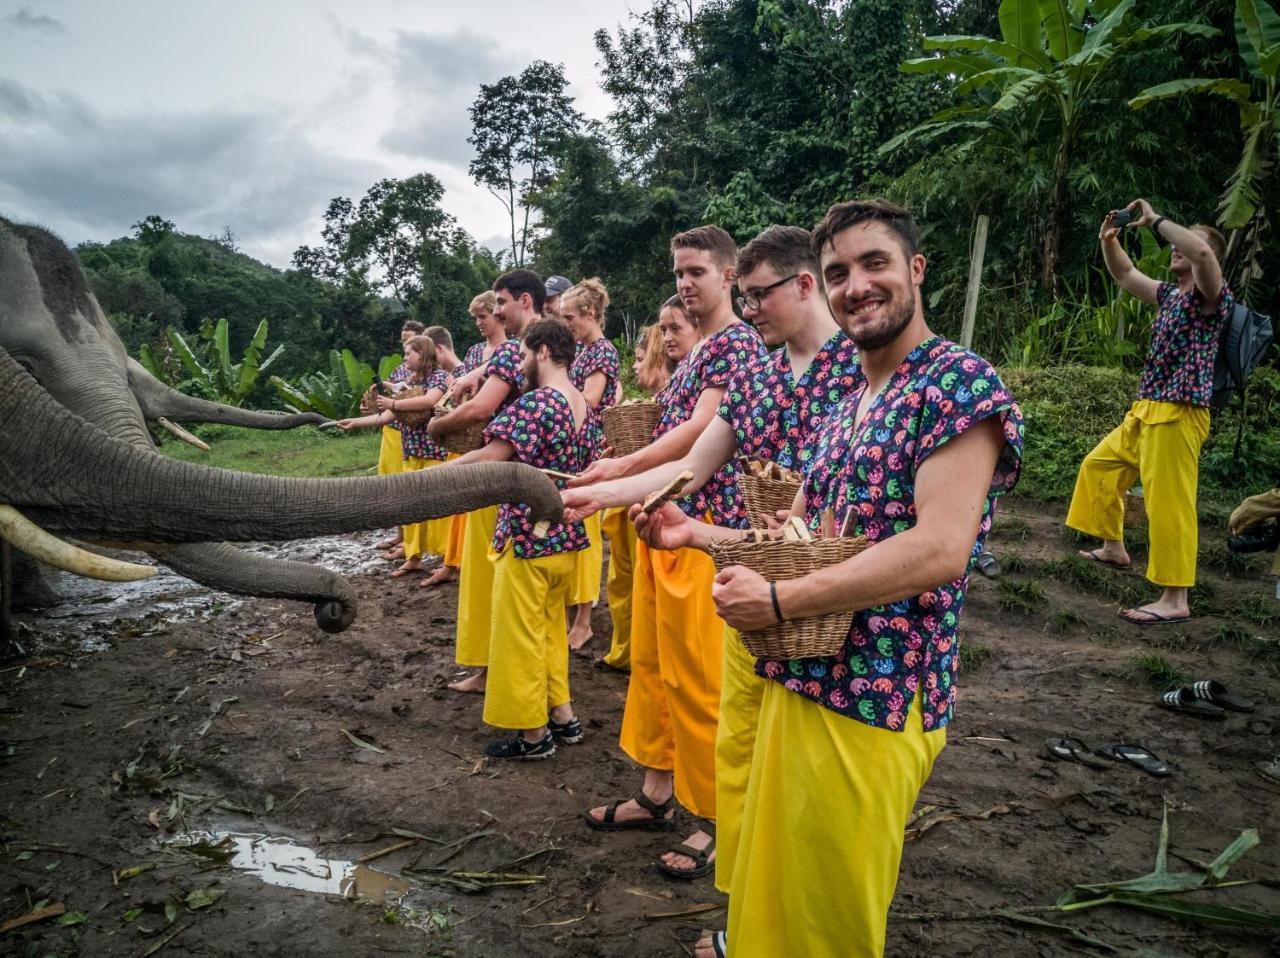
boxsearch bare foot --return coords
[374,535,399,550]
[1118,601,1191,624]
[389,559,422,578]
[420,565,458,588]
[447,671,486,694]
[584,792,674,826]
[659,828,714,875]
[1079,546,1130,569]
[695,932,725,957]
[567,624,593,651]
[380,545,406,562]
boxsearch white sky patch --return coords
[0,0,635,266]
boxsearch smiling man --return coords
[628,200,1023,957]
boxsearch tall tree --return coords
[467,60,584,265]
[884,0,1216,291]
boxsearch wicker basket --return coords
[441,420,487,455]
[602,401,661,456]
[359,384,378,416]
[392,387,433,429]
[707,535,869,658]
[740,468,802,527]
[1123,492,1147,529]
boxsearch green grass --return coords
[991,514,1031,542]
[995,578,1046,614]
[1039,556,1145,606]
[1131,653,1191,692]
[1000,552,1031,574]
[158,424,382,478]
[959,641,991,673]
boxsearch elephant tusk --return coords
[0,506,157,581]
[156,417,210,451]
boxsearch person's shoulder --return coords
[918,339,1011,399]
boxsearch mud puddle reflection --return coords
[170,830,410,904]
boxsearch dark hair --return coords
[401,319,425,334]
[737,225,822,287]
[494,269,546,313]
[1192,224,1227,262]
[670,225,737,268]
[523,317,576,368]
[812,198,920,260]
[423,325,453,351]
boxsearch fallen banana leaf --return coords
[644,902,727,920]
[113,862,158,883]
[1106,890,1280,929]
[0,902,65,933]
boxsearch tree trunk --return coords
[1041,136,1070,294]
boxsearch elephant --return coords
[0,216,561,640]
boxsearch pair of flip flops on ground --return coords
[1157,679,1254,720]
[1045,737,1170,776]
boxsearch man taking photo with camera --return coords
[1066,199,1233,624]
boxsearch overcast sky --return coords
[0,0,640,267]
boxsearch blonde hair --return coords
[562,276,609,322]
[405,335,439,380]
[469,290,497,315]
[634,323,671,395]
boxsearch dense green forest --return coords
[81,0,1278,473]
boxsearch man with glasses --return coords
[563,225,857,909]
[1068,201,1232,625]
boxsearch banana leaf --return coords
[138,343,164,380]
[213,318,234,388]
[166,326,210,383]
[379,353,404,381]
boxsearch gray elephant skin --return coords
[0,216,561,635]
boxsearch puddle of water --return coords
[170,830,410,904]
[23,531,390,651]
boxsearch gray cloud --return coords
[3,6,67,35]
[0,75,383,266]
[345,25,510,166]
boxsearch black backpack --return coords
[1212,301,1273,410]
[1211,300,1273,460]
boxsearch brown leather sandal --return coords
[582,790,676,832]
[656,822,715,879]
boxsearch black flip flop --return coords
[1188,679,1254,713]
[1096,743,1171,777]
[1118,607,1192,626]
[1044,737,1110,769]
[1158,688,1226,720]
[1080,548,1130,570]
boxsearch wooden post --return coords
[960,214,989,350]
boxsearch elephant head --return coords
[0,216,562,634]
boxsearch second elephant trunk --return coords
[127,359,329,430]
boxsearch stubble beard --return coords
[845,285,917,351]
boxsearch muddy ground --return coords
[2,498,1278,957]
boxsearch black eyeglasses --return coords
[735,274,799,312]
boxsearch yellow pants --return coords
[444,513,466,568]
[455,505,500,667]
[377,426,403,476]
[714,626,766,893]
[1066,400,1209,587]
[483,548,575,730]
[728,685,946,958]
[619,539,723,818]
[600,507,636,670]
[570,512,604,605]
[401,457,450,559]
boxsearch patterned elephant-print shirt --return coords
[571,337,621,411]
[1138,282,1234,407]
[654,322,766,525]
[400,368,453,461]
[717,330,859,471]
[484,386,602,559]
[484,340,525,413]
[757,337,1024,732]
[459,342,488,375]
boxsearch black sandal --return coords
[582,790,676,832]
[1096,742,1171,777]
[1187,679,1254,713]
[656,822,715,880]
[1044,736,1110,768]
[1158,688,1226,721]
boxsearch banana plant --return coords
[883,0,1216,292]
[269,349,400,419]
[1130,0,1280,287]
[144,318,284,407]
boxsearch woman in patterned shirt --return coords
[563,278,622,653]
[448,319,600,759]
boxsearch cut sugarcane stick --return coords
[819,509,836,539]
[532,520,551,538]
[537,468,578,481]
[839,508,857,538]
[782,516,812,541]
[640,470,694,516]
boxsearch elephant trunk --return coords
[3,347,564,543]
[160,543,357,633]
[127,359,328,429]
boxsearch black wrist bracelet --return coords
[769,581,784,623]
[1151,216,1167,237]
